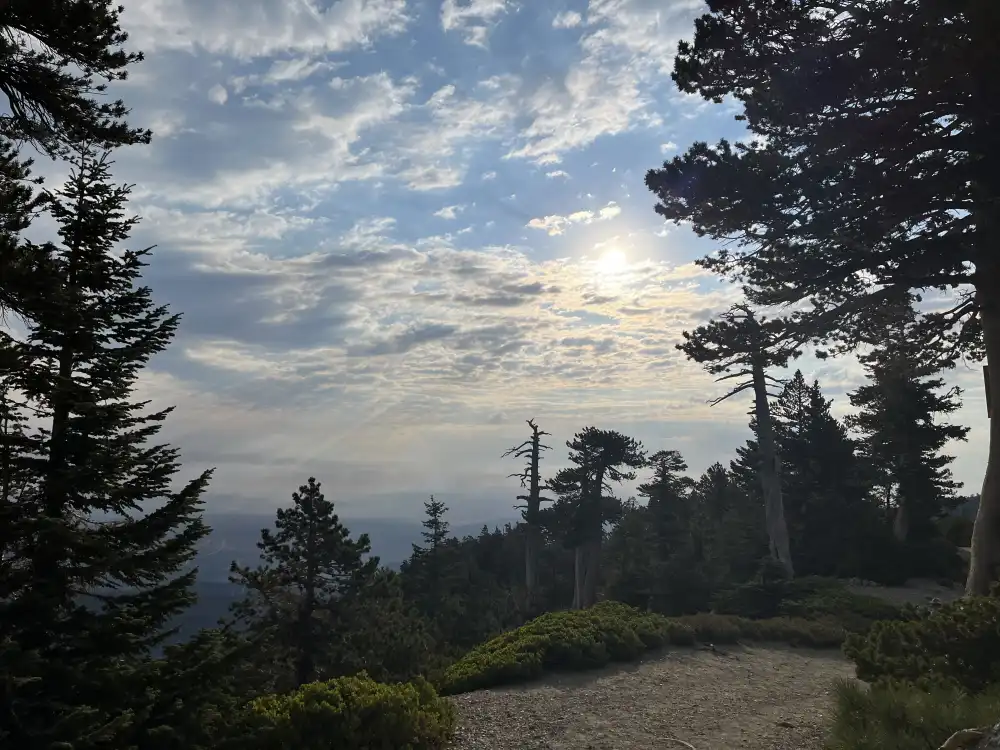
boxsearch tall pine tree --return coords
[229,477,377,690]
[404,495,453,622]
[645,0,999,594]
[771,372,877,577]
[849,307,970,546]
[0,145,211,748]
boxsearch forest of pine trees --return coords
[0,0,995,747]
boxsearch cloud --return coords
[122,0,410,59]
[49,0,983,518]
[553,10,583,28]
[526,201,622,235]
[441,0,509,47]
[434,205,467,220]
[207,84,229,104]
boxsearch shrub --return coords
[438,601,846,695]
[843,593,1000,694]
[712,576,902,632]
[712,576,842,619]
[675,612,845,648]
[242,672,455,750]
[437,601,676,695]
[825,678,1000,750]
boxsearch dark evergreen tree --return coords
[602,499,653,609]
[770,372,877,577]
[407,495,451,614]
[333,568,439,683]
[848,307,970,546]
[692,462,767,585]
[548,428,645,609]
[0,0,152,153]
[0,145,211,748]
[645,1,999,594]
[627,451,706,613]
[0,139,47,322]
[229,477,378,690]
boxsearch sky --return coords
[15,0,990,522]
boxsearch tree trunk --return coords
[525,525,538,608]
[892,502,909,543]
[572,545,585,609]
[583,536,601,607]
[753,360,795,577]
[967,264,1000,595]
[297,511,318,686]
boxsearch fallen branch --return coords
[939,727,988,750]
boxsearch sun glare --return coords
[594,249,628,275]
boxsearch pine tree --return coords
[637,450,706,613]
[849,309,970,546]
[645,1,999,594]
[0,139,47,323]
[0,145,211,748]
[1,0,152,153]
[550,428,645,609]
[637,451,695,568]
[693,463,767,584]
[678,304,798,576]
[406,495,453,621]
[771,372,876,577]
[229,477,378,690]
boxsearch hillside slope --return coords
[449,645,854,750]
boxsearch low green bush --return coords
[438,600,846,695]
[712,576,902,632]
[436,601,680,695]
[242,672,455,750]
[674,612,844,648]
[843,593,1000,693]
[825,678,1000,750]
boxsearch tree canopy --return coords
[0,0,151,153]
[647,0,999,594]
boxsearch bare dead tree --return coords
[503,418,553,609]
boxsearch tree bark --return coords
[966,263,1000,595]
[525,525,538,606]
[572,545,585,609]
[753,360,795,577]
[582,536,601,608]
[892,502,909,543]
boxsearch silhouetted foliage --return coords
[229,477,379,690]
[646,0,998,594]
[848,305,970,565]
[0,145,211,748]
[0,0,152,152]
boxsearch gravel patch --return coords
[448,645,856,750]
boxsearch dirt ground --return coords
[448,645,856,750]
[449,579,970,749]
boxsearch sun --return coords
[594,249,628,275]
